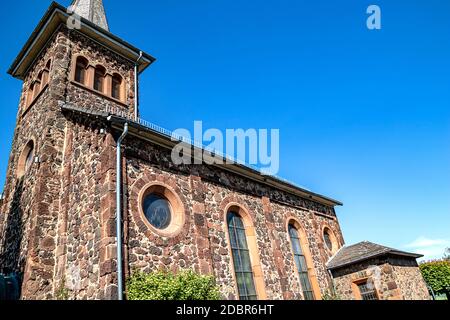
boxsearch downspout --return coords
[116,122,128,300]
[115,50,141,300]
[134,51,143,120]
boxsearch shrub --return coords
[419,260,450,299]
[55,276,69,300]
[321,288,342,300]
[126,270,221,300]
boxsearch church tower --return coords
[0,1,154,299]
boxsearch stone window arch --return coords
[17,140,35,178]
[93,65,106,93]
[224,203,267,300]
[286,218,322,300]
[74,56,89,85]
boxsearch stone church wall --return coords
[0,29,70,299]
[390,258,430,300]
[1,23,344,300]
[123,137,343,300]
[0,25,130,300]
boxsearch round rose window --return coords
[142,193,172,230]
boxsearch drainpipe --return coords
[134,51,143,120]
[116,122,128,300]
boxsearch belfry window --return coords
[94,66,106,93]
[288,224,315,300]
[111,73,123,100]
[227,211,258,300]
[41,60,51,86]
[27,83,35,106]
[32,79,41,100]
[74,57,88,85]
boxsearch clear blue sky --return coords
[1,1,449,260]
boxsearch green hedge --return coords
[126,270,221,300]
[419,260,450,297]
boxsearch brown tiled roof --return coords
[327,241,423,270]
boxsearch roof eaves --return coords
[60,103,343,208]
[328,248,424,270]
[8,2,155,79]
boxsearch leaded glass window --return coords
[288,224,315,300]
[227,211,257,300]
[94,66,106,92]
[75,57,88,85]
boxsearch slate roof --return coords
[71,0,109,31]
[327,241,423,270]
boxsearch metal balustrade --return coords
[95,104,311,192]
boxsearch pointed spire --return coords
[70,0,109,31]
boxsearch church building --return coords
[0,1,430,300]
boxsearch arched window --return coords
[288,224,315,300]
[41,60,51,86]
[323,227,338,254]
[17,140,35,178]
[227,211,258,300]
[93,65,106,93]
[111,73,123,100]
[74,56,88,85]
[27,83,35,106]
[32,78,41,100]
[41,70,49,87]
[324,230,332,251]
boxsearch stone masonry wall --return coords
[51,25,136,300]
[54,112,117,300]
[123,136,344,300]
[0,24,133,300]
[0,28,69,299]
[390,258,430,300]
[1,21,344,300]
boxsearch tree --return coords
[420,260,450,300]
[444,248,450,261]
[126,270,221,300]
